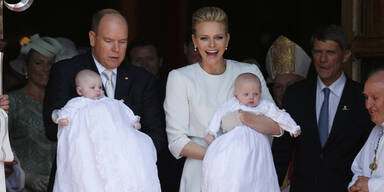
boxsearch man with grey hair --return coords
[272,24,373,192]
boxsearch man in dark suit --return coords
[43,9,166,191]
[272,24,374,192]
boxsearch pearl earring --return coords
[225,47,228,50]
[194,47,197,52]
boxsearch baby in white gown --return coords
[202,73,300,192]
[51,69,161,192]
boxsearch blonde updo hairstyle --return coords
[191,6,228,35]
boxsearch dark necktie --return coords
[318,88,330,147]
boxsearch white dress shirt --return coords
[316,73,346,133]
[92,56,117,89]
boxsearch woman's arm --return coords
[180,142,206,160]
[165,70,205,160]
[239,110,281,135]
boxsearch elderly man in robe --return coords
[349,69,384,192]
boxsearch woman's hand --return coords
[180,142,206,160]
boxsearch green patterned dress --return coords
[8,89,56,177]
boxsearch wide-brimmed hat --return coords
[20,34,62,58]
[55,37,78,62]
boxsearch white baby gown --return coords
[52,97,161,192]
[202,97,300,192]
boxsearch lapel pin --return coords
[342,105,349,111]
[124,77,129,80]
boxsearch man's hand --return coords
[221,111,242,133]
[349,176,369,192]
[0,94,9,113]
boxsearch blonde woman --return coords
[164,6,281,192]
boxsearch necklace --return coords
[370,128,384,175]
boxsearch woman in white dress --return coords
[164,7,282,192]
[203,73,300,192]
[52,70,160,192]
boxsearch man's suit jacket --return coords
[272,78,374,192]
[43,52,166,152]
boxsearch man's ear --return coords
[76,87,83,96]
[89,31,96,47]
[343,49,352,63]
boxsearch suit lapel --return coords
[115,63,133,100]
[83,52,99,73]
[324,79,352,148]
[306,80,323,149]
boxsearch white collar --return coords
[92,55,118,75]
[317,73,346,97]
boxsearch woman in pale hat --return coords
[8,34,62,192]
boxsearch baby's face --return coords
[235,82,261,107]
[79,77,104,99]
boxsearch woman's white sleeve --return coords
[164,70,192,159]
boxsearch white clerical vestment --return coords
[0,109,15,192]
[349,123,384,192]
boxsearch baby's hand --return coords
[293,130,301,138]
[204,133,215,145]
[134,122,141,130]
[58,119,69,126]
